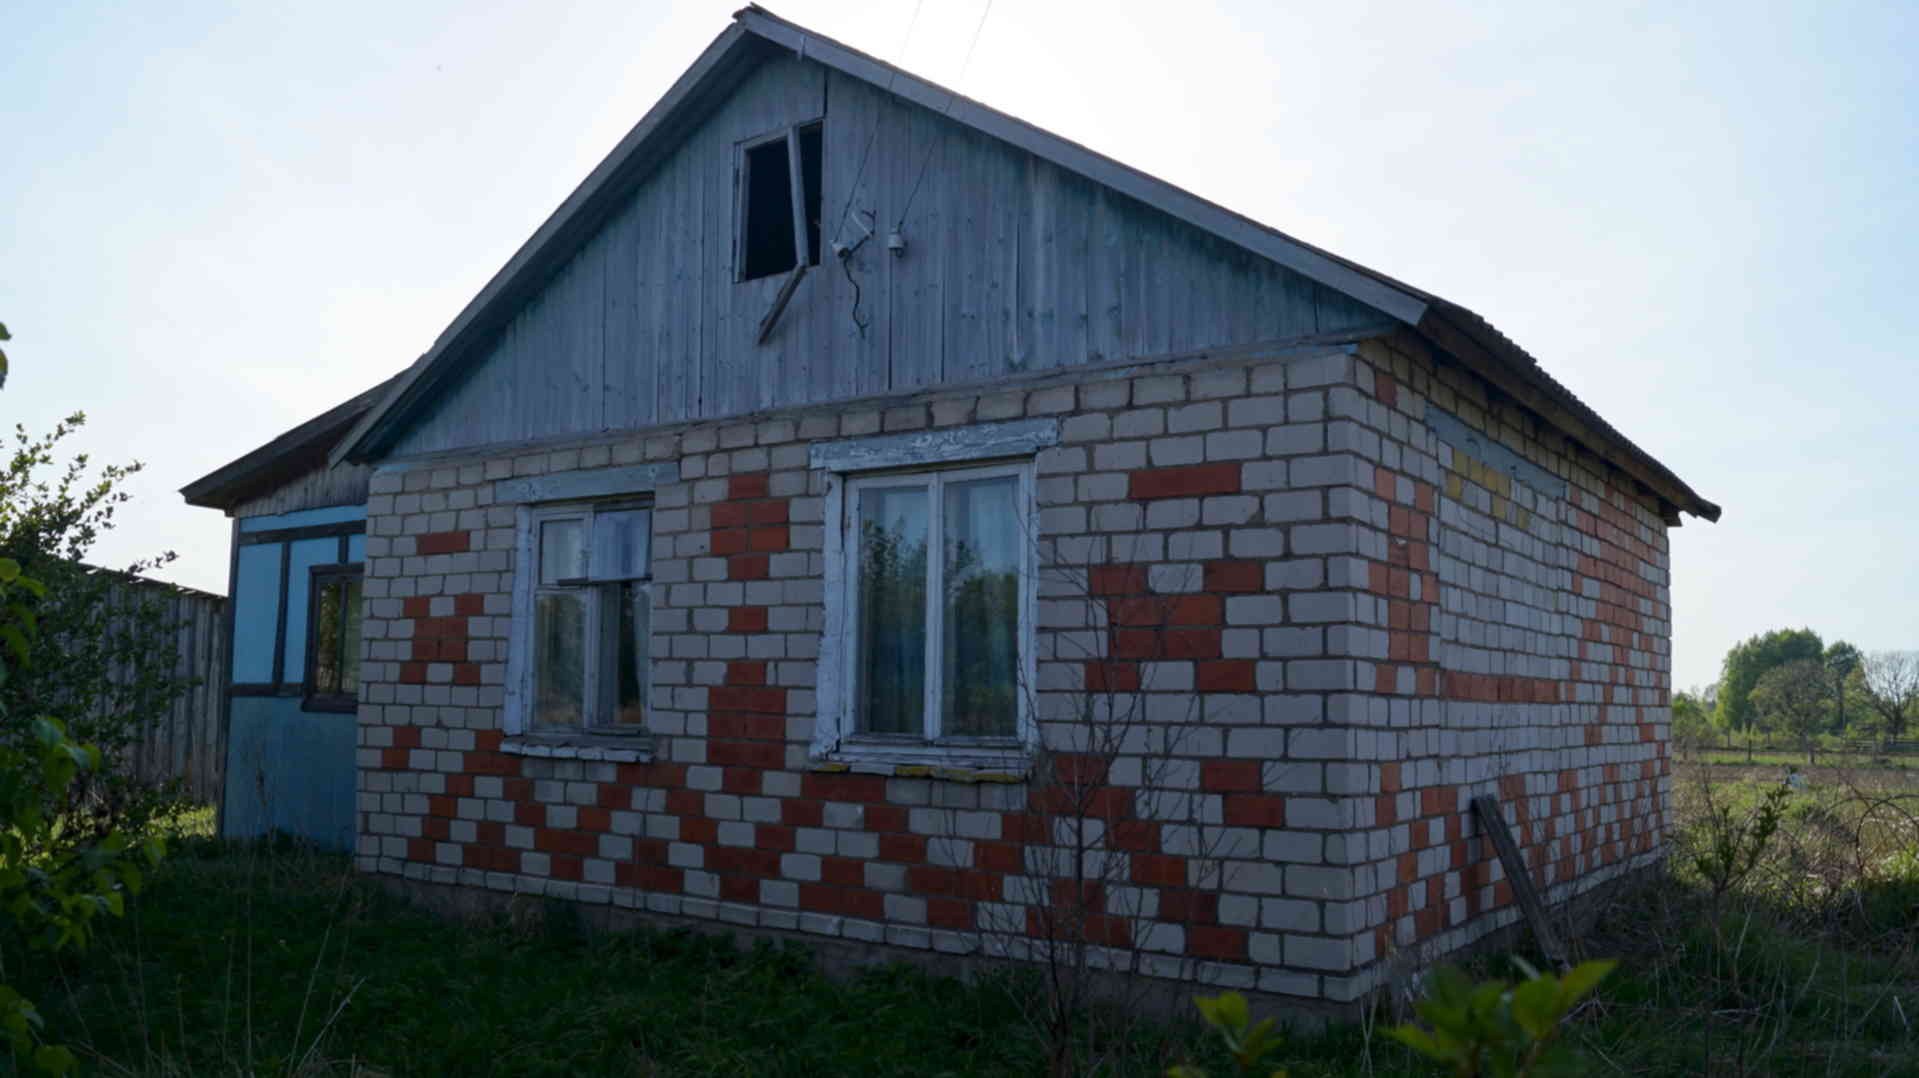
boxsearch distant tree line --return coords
[1672,628,1919,763]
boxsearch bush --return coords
[0,336,192,842]
[0,558,166,1073]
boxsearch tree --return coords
[1824,640,1862,735]
[0,330,191,840]
[1671,689,1717,749]
[1749,659,1830,765]
[1858,650,1919,743]
[1715,628,1823,734]
[0,562,166,1074]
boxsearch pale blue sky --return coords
[3,1,1913,691]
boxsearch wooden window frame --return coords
[817,458,1039,771]
[507,499,654,739]
[735,121,823,283]
[302,563,363,713]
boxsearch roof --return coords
[179,375,402,511]
[322,5,1718,523]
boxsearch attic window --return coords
[739,122,823,281]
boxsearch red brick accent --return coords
[781,798,824,828]
[728,473,770,500]
[1203,560,1262,593]
[727,606,769,633]
[1089,565,1148,596]
[708,739,782,769]
[1200,760,1261,793]
[1166,595,1223,626]
[1159,888,1218,924]
[878,833,927,863]
[801,772,888,803]
[1127,462,1242,500]
[536,828,597,858]
[1131,854,1186,887]
[417,531,469,555]
[402,596,431,618]
[728,554,769,580]
[1196,660,1255,693]
[724,660,766,685]
[1188,925,1248,961]
[1084,660,1140,692]
[1420,786,1459,817]
[709,686,787,714]
[1222,794,1286,828]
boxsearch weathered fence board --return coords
[94,572,229,803]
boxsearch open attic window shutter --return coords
[739,122,823,281]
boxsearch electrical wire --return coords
[895,0,994,231]
[830,0,926,249]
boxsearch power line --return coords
[895,0,994,230]
[831,0,928,250]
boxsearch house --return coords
[181,6,1719,1010]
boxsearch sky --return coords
[2,0,1914,692]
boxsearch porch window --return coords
[303,566,362,712]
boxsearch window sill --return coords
[502,733,655,763]
[811,743,1029,783]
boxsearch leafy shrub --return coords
[1166,991,1288,1078]
[0,557,165,1074]
[1385,958,1614,1077]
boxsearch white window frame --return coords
[814,428,1048,772]
[504,498,653,744]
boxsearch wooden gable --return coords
[381,49,1392,460]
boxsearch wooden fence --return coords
[97,571,228,803]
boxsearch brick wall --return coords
[353,335,1673,1005]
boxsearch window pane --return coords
[856,485,928,735]
[612,583,649,727]
[539,519,587,584]
[941,476,1020,737]
[313,577,342,694]
[592,509,650,580]
[533,591,587,729]
[340,576,363,697]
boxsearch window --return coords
[738,122,823,281]
[522,502,652,734]
[303,565,363,712]
[836,463,1033,757]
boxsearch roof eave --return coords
[181,375,401,511]
[1414,303,1721,524]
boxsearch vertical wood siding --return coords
[389,55,1390,458]
[229,459,374,519]
[99,577,228,804]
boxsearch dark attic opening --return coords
[739,122,823,281]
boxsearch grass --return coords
[12,762,1919,1076]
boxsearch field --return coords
[11,760,1919,1077]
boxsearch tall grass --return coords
[13,759,1919,1077]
